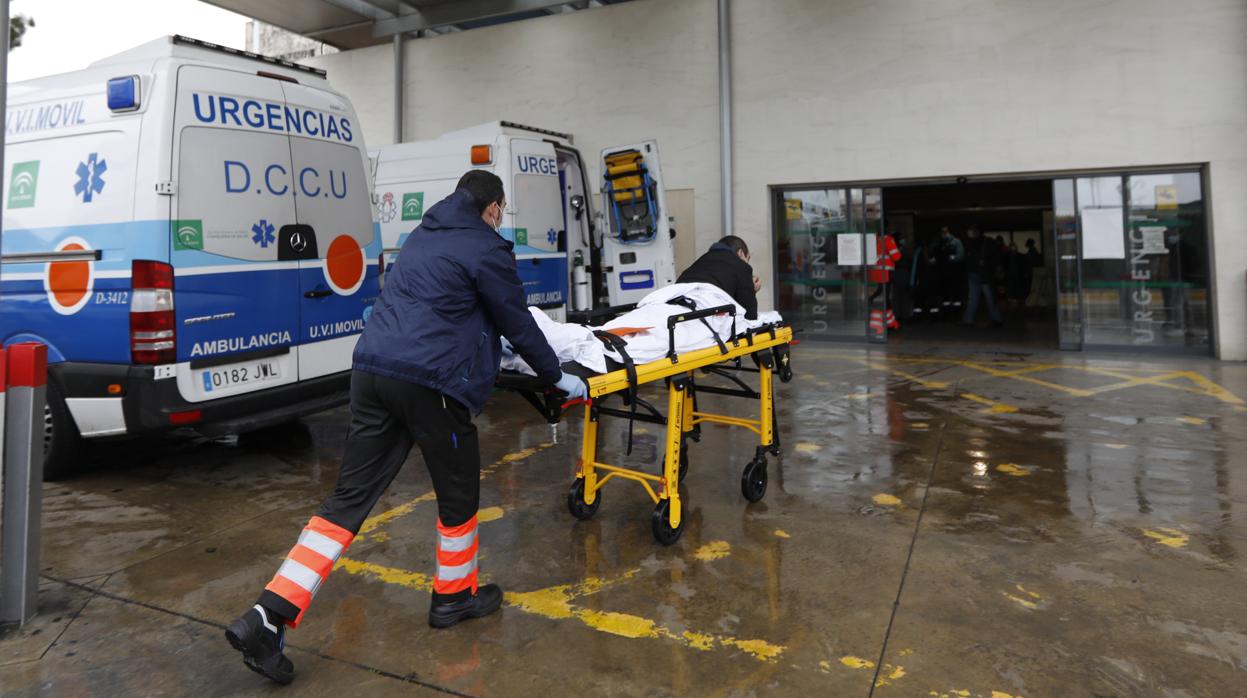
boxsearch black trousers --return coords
[259,370,480,622]
[315,371,479,532]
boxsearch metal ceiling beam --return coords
[373,0,574,36]
[319,0,395,19]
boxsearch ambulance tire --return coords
[43,384,84,481]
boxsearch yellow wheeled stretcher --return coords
[562,306,795,545]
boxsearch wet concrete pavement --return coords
[2,344,1246,696]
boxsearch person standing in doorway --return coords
[224,170,588,685]
[932,226,964,319]
[868,228,902,332]
[962,225,1004,326]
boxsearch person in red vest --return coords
[868,229,903,333]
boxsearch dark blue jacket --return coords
[353,190,561,413]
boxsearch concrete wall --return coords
[308,0,1247,359]
[307,0,723,256]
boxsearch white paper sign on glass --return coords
[1081,207,1125,260]
[837,233,863,266]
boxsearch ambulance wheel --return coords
[567,479,600,520]
[43,383,84,481]
[651,499,684,546]
[741,458,768,503]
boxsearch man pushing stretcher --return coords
[224,171,587,685]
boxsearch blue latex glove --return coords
[500,337,515,358]
[553,371,588,401]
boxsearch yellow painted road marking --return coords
[865,361,950,390]
[818,660,832,673]
[693,540,731,561]
[356,442,554,538]
[960,392,1019,414]
[337,548,786,663]
[1178,416,1206,426]
[996,463,1033,477]
[773,529,791,539]
[794,442,823,453]
[477,506,505,523]
[962,361,1092,397]
[828,352,1244,406]
[1001,583,1043,610]
[874,664,906,687]
[872,493,903,507]
[840,655,875,669]
[1142,527,1189,548]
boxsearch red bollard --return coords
[2,342,48,625]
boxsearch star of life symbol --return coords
[74,153,107,203]
[251,219,276,248]
[547,228,558,245]
[379,192,397,224]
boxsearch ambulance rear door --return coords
[171,66,300,402]
[279,81,379,381]
[599,140,676,305]
[509,138,568,319]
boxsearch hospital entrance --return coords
[773,168,1212,354]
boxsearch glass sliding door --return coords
[774,187,868,340]
[1052,179,1082,349]
[1122,172,1210,350]
[1075,176,1129,345]
[1051,169,1210,353]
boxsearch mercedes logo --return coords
[290,232,308,252]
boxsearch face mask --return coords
[491,203,504,232]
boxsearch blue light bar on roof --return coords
[107,76,140,112]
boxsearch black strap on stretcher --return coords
[593,329,640,455]
[666,296,730,358]
[592,298,741,455]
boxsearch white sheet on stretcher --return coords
[500,283,783,377]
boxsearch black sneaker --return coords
[428,584,504,629]
[225,605,295,685]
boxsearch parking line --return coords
[334,556,787,663]
[356,442,555,538]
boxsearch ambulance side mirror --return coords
[570,194,585,220]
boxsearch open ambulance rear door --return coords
[599,140,677,306]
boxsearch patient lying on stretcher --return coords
[499,282,784,377]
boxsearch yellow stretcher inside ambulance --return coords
[496,282,795,545]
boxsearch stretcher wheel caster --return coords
[651,499,685,545]
[741,459,768,503]
[568,479,601,520]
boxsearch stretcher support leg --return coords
[568,401,604,521]
[663,378,685,526]
[759,362,774,449]
[581,402,599,503]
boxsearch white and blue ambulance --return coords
[0,36,380,478]
[371,121,676,321]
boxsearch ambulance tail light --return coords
[130,260,176,365]
[470,145,493,165]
